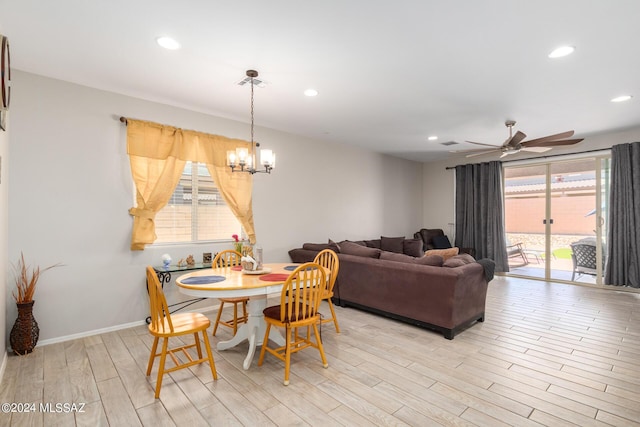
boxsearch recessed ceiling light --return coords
[304,89,318,97]
[156,36,181,50]
[611,95,632,103]
[548,45,575,58]
[428,136,438,141]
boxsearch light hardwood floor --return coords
[1,275,640,426]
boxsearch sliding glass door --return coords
[504,156,609,284]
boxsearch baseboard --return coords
[38,303,219,347]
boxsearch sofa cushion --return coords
[302,243,331,251]
[403,238,423,257]
[379,251,444,267]
[381,236,405,253]
[364,239,382,249]
[340,241,382,258]
[339,240,366,246]
[379,251,415,263]
[432,235,453,249]
[425,247,459,260]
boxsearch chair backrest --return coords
[313,249,339,296]
[414,228,445,251]
[146,266,173,333]
[212,250,242,268]
[279,262,326,323]
[570,243,597,269]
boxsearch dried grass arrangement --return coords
[12,252,62,303]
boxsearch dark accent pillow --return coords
[432,235,453,249]
[381,236,405,253]
[364,239,382,249]
[403,238,423,257]
[302,243,331,251]
[416,255,444,267]
[443,253,476,268]
[340,241,382,258]
[328,239,341,253]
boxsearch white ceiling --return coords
[2,0,639,162]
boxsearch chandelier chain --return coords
[250,75,255,146]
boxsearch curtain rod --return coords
[119,116,128,125]
[445,148,611,170]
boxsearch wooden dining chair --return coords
[211,250,249,336]
[145,266,217,398]
[314,249,341,332]
[258,262,329,385]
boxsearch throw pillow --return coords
[364,239,382,249]
[415,255,444,267]
[340,241,382,258]
[424,247,459,260]
[302,243,331,251]
[381,236,405,253]
[432,235,453,249]
[403,238,423,257]
[455,253,476,263]
[443,253,475,268]
[328,239,341,253]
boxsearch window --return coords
[154,162,242,244]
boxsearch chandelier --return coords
[227,70,275,174]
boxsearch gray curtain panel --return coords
[454,161,509,272]
[605,142,640,287]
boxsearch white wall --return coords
[6,71,423,342]
[421,126,640,241]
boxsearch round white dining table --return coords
[176,263,298,370]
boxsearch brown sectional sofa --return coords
[289,238,492,339]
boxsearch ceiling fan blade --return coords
[523,130,575,146]
[521,146,552,153]
[465,149,500,158]
[465,140,502,148]
[506,130,527,147]
[523,138,584,148]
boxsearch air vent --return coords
[440,141,459,146]
[236,76,267,88]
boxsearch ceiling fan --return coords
[457,120,584,158]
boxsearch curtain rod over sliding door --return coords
[444,148,611,170]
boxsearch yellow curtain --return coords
[126,119,255,250]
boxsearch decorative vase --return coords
[10,300,40,355]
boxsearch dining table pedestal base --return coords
[216,294,285,370]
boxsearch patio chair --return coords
[507,242,529,265]
[570,243,598,281]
